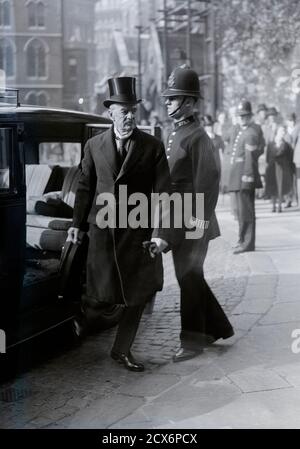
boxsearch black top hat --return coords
[256,103,267,113]
[161,65,203,98]
[237,100,253,116]
[266,107,278,117]
[103,77,142,108]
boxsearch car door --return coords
[0,122,26,335]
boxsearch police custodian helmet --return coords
[162,64,203,98]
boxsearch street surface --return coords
[1,195,300,429]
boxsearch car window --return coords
[39,142,81,166]
[0,128,11,190]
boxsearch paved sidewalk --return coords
[1,196,300,429]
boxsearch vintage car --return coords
[0,90,160,374]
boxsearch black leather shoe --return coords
[110,350,144,372]
[172,347,203,363]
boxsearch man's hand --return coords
[67,227,84,245]
[149,238,169,257]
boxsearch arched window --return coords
[27,1,45,28]
[0,1,10,26]
[28,1,36,27]
[25,90,48,106]
[26,91,37,105]
[37,2,45,27]
[26,39,47,77]
[37,91,47,106]
[0,38,14,77]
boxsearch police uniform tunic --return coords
[228,122,264,250]
[166,116,233,346]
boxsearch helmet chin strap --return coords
[169,97,187,117]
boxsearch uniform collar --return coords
[174,115,195,129]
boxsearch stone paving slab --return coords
[272,362,300,388]
[228,366,290,393]
[232,299,273,315]
[245,253,277,275]
[163,388,300,429]
[276,284,300,303]
[116,374,180,398]
[259,302,300,325]
[230,314,261,331]
[53,394,145,429]
[245,323,299,366]
[138,379,241,427]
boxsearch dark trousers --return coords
[112,304,145,354]
[172,237,233,349]
[235,190,256,251]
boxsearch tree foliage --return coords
[214,0,300,110]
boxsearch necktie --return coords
[117,138,128,167]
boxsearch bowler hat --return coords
[266,107,278,117]
[162,65,203,98]
[103,77,142,108]
[256,103,267,113]
[237,100,253,116]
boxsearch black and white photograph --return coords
[1,0,300,433]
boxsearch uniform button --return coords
[172,132,176,136]
[169,139,173,143]
[167,155,170,159]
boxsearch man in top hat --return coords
[228,100,264,254]
[162,65,234,362]
[67,76,171,372]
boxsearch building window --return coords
[37,2,45,27]
[0,38,14,77]
[68,58,77,80]
[0,1,10,27]
[37,92,47,106]
[26,39,47,78]
[28,1,45,28]
[26,92,37,105]
[25,91,48,106]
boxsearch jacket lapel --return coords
[101,127,120,178]
[116,128,144,182]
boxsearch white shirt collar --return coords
[114,127,134,140]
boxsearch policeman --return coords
[162,65,234,362]
[228,100,264,254]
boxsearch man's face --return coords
[268,114,276,124]
[238,114,252,127]
[164,95,185,118]
[204,124,213,134]
[109,103,137,134]
[258,110,266,121]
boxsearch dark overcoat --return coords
[73,127,171,307]
[228,123,264,192]
[265,141,294,198]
